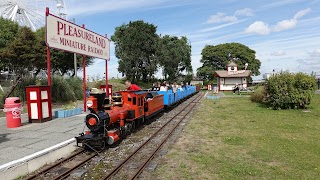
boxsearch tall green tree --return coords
[0,17,20,69]
[197,43,261,80]
[111,20,159,82]
[1,27,37,75]
[157,35,192,82]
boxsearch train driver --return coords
[125,80,141,91]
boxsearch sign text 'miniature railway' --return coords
[46,14,110,60]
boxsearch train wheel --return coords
[99,141,106,151]
[132,121,136,130]
[136,119,141,128]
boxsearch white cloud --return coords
[310,48,320,57]
[270,50,286,56]
[206,12,238,24]
[250,33,320,47]
[273,19,297,32]
[273,8,311,32]
[206,8,253,24]
[199,19,247,33]
[294,8,311,19]
[234,8,254,17]
[296,49,320,74]
[260,0,305,10]
[245,8,311,35]
[245,21,271,35]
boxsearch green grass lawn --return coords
[153,94,320,179]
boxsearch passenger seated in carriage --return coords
[186,82,190,89]
[172,82,178,93]
[151,83,158,91]
[178,85,184,91]
[166,82,172,91]
[159,83,167,91]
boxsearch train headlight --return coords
[85,113,99,132]
[86,100,93,107]
[88,117,97,126]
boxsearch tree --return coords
[0,17,20,69]
[0,26,36,101]
[1,27,37,75]
[197,43,261,80]
[157,35,193,82]
[111,20,159,82]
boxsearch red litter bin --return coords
[4,97,22,128]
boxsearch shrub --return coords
[94,80,104,89]
[11,76,37,103]
[9,76,83,104]
[265,72,316,109]
[65,77,83,100]
[250,90,265,103]
[44,76,78,102]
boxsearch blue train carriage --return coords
[189,86,196,94]
[156,85,198,107]
[157,90,173,107]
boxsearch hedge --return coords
[7,76,83,105]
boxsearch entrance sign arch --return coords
[45,8,110,112]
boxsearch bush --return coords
[11,76,37,103]
[49,76,80,102]
[265,72,316,109]
[9,76,83,104]
[94,80,105,89]
[65,77,83,100]
[250,90,265,103]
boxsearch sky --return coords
[61,0,320,80]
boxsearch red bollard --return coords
[4,97,22,128]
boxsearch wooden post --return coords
[47,46,51,86]
[105,34,109,97]
[83,55,86,112]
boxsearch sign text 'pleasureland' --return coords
[46,14,110,60]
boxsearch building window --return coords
[231,66,234,70]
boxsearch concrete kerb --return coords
[0,138,78,180]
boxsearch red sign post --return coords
[45,8,110,112]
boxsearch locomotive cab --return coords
[120,91,147,120]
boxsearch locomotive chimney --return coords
[89,88,106,111]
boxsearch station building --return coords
[215,61,251,91]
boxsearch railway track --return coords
[25,92,203,180]
[25,149,96,180]
[103,92,203,179]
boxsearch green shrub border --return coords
[265,72,316,110]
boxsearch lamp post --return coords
[73,18,77,77]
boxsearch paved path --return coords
[0,108,87,165]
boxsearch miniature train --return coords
[75,86,200,151]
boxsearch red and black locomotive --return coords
[76,88,164,150]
